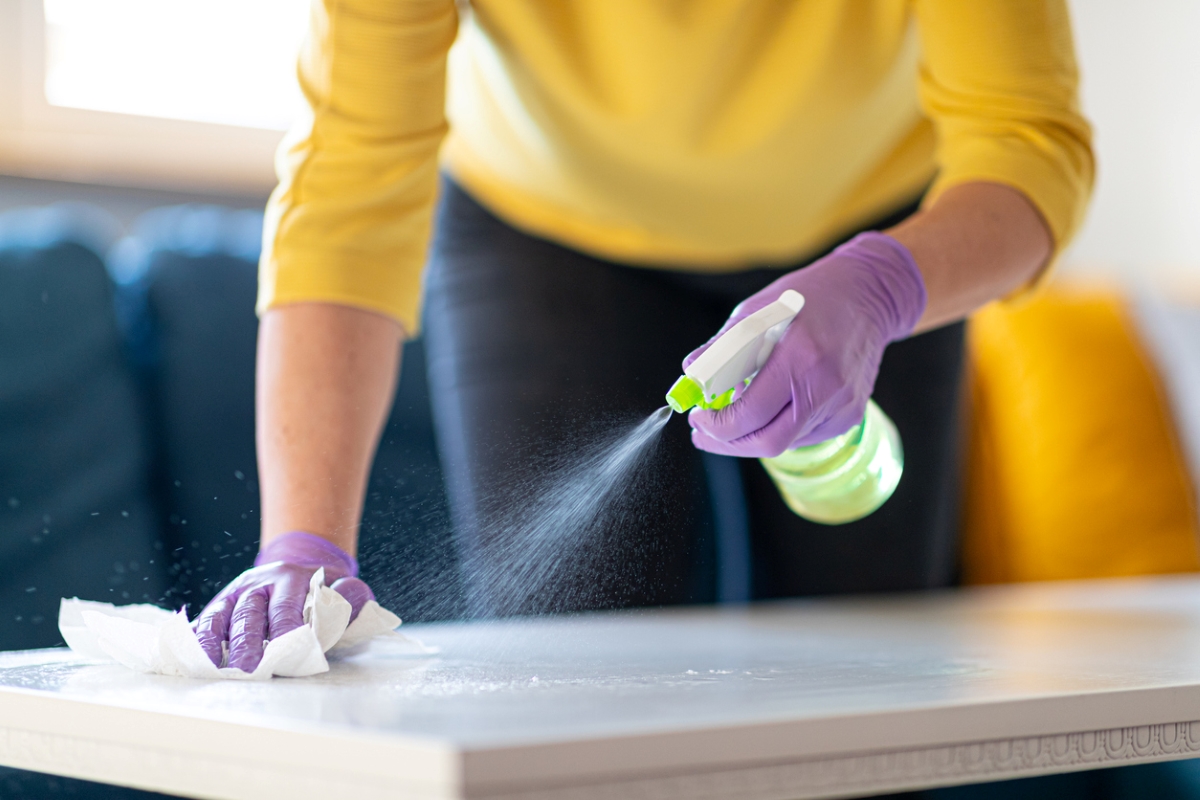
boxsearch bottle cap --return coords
[666,375,704,413]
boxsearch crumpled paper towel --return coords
[58,569,429,680]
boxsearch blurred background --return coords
[0,2,1197,796]
[0,0,1197,651]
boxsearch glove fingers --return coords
[688,355,798,443]
[266,574,309,641]
[227,587,269,673]
[194,595,235,668]
[331,577,375,622]
[690,427,753,457]
[691,402,801,458]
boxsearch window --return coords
[43,0,307,131]
[0,0,309,193]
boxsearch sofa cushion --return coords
[962,287,1200,583]
[0,206,166,650]
[112,206,266,610]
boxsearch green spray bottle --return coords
[665,290,902,524]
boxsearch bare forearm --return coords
[256,303,404,555]
[888,182,1053,333]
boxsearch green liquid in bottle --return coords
[760,399,903,525]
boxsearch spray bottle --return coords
[665,290,902,524]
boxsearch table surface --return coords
[5,576,1200,800]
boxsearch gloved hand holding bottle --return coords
[686,232,926,458]
[193,531,375,673]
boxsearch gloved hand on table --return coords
[193,531,374,672]
[687,232,926,458]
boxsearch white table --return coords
[4,576,1200,800]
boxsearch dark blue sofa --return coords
[0,203,459,654]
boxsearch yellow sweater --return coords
[260,0,1094,335]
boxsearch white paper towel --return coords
[59,570,431,680]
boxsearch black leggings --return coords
[424,179,964,616]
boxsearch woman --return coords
[195,1,1092,672]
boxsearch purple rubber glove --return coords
[687,232,926,458]
[193,531,374,672]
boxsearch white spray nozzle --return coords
[683,289,804,405]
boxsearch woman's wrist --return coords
[255,303,402,576]
[887,182,1053,333]
[256,530,360,577]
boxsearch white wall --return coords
[1061,0,1200,282]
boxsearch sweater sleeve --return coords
[913,0,1094,255]
[258,0,458,335]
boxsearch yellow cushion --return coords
[962,288,1200,584]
